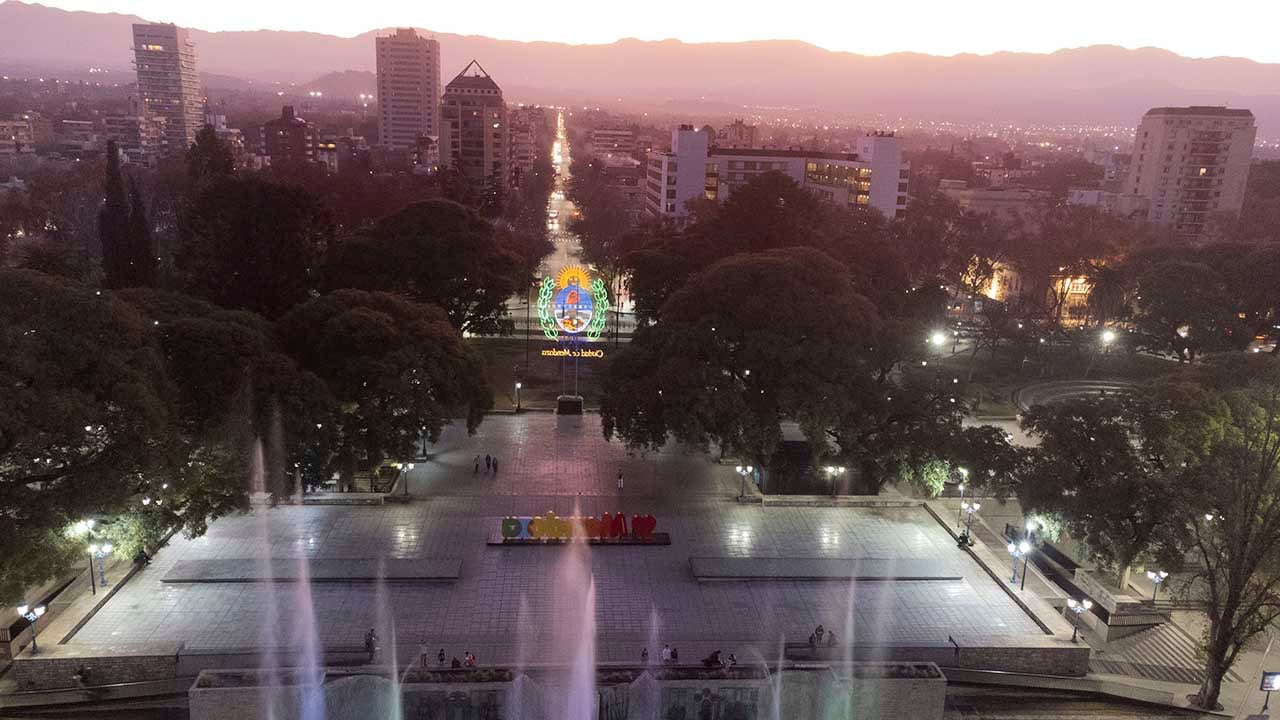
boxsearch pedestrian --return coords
[485,454,492,471]
[671,647,679,664]
[451,656,461,669]
[641,647,649,664]
[727,653,737,667]
[474,456,480,475]
[661,644,671,664]
[364,628,379,663]
[827,630,837,647]
[808,632,817,650]
[617,468,624,491]
[815,624,825,643]
[437,648,446,666]
[492,457,499,474]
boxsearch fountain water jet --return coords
[249,438,282,717]
[293,553,325,720]
[543,501,596,720]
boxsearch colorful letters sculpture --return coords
[500,511,658,541]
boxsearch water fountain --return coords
[545,506,597,720]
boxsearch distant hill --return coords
[2,0,1279,129]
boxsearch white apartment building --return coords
[1127,106,1256,241]
[645,126,909,221]
[132,24,203,153]
[376,28,441,151]
[0,116,35,156]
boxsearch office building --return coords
[645,126,908,221]
[1127,106,1256,241]
[375,28,441,151]
[716,119,758,149]
[103,97,167,166]
[263,106,318,168]
[588,128,636,158]
[439,60,507,196]
[0,116,35,157]
[132,23,203,153]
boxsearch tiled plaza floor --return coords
[75,414,1043,663]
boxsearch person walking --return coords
[617,469,624,491]
[641,647,649,665]
[492,457,499,474]
[437,648,446,666]
[661,644,671,664]
[474,456,480,475]
[485,454,492,471]
[364,629,379,663]
[671,647,679,664]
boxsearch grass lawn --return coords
[469,336,618,410]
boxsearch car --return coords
[548,210,559,219]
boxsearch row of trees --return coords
[1,126,558,603]
[1019,356,1280,709]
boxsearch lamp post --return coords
[823,465,846,498]
[89,543,113,587]
[16,604,46,654]
[1084,328,1117,379]
[960,501,980,545]
[402,463,415,498]
[72,519,96,595]
[515,382,522,412]
[1066,598,1093,643]
[735,465,754,499]
[1007,540,1031,586]
[954,468,969,526]
[1146,569,1169,602]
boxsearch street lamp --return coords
[823,465,846,497]
[89,543,113,587]
[1007,540,1031,587]
[1066,598,1093,643]
[735,465,754,498]
[959,500,980,545]
[929,331,947,348]
[1146,569,1169,602]
[402,463,415,498]
[1025,518,1041,543]
[954,468,970,526]
[16,604,46,654]
[515,382,522,412]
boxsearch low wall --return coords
[189,662,948,720]
[788,638,1090,677]
[9,642,183,690]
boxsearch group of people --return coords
[701,649,737,669]
[436,648,478,668]
[474,454,500,475]
[644,644,736,668]
[807,624,837,649]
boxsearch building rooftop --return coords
[446,60,501,92]
[710,146,861,162]
[1145,106,1254,118]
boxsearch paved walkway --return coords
[72,414,1047,667]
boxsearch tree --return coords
[324,199,525,335]
[177,176,334,318]
[0,270,173,602]
[1133,260,1247,361]
[98,140,132,288]
[126,176,157,287]
[1153,357,1280,710]
[187,125,235,185]
[602,247,879,487]
[279,290,491,486]
[1018,395,1172,589]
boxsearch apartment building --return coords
[132,23,203,153]
[645,126,909,221]
[375,28,441,150]
[1127,106,1256,241]
[439,60,507,196]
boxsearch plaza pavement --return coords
[73,413,1046,666]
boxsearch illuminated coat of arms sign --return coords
[537,266,610,340]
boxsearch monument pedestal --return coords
[556,395,584,415]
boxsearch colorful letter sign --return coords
[538,266,610,340]
[500,511,658,542]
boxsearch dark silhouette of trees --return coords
[176,176,334,318]
[187,125,235,185]
[324,199,525,335]
[279,289,491,488]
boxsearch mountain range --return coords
[2,0,1278,130]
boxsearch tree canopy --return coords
[176,175,334,318]
[323,199,526,335]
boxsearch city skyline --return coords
[15,0,1280,64]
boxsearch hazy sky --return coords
[32,0,1280,63]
